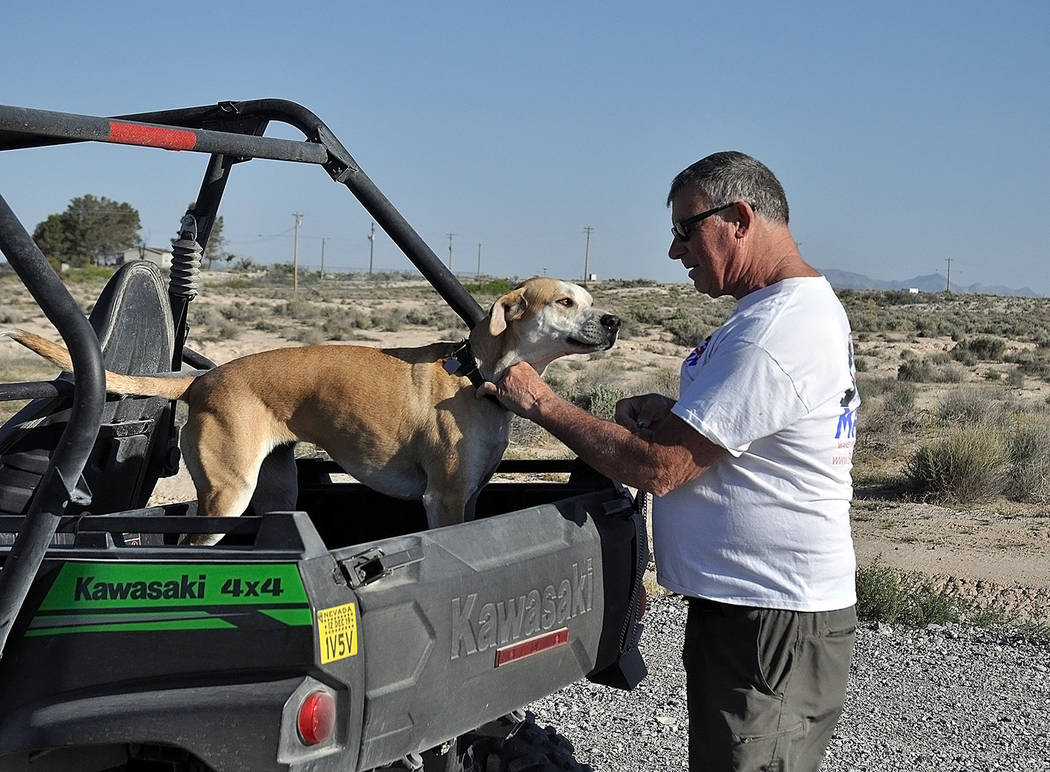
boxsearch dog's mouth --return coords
[562,313,620,352]
[567,333,617,351]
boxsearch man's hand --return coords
[614,393,676,440]
[476,361,553,418]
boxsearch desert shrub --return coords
[195,308,241,342]
[873,290,925,307]
[922,351,950,366]
[64,265,116,284]
[931,362,967,383]
[903,420,1011,504]
[1018,358,1050,380]
[662,311,710,348]
[508,415,547,448]
[636,366,680,399]
[1006,368,1025,388]
[882,382,917,413]
[279,299,325,322]
[621,303,668,327]
[369,308,405,332]
[1006,419,1050,503]
[464,278,515,296]
[898,357,966,383]
[1005,347,1050,371]
[953,336,1006,362]
[857,375,902,398]
[579,383,629,421]
[856,560,958,627]
[552,373,629,422]
[404,305,462,329]
[602,278,659,289]
[0,310,28,324]
[219,302,262,323]
[854,381,916,458]
[294,328,325,346]
[937,388,1001,425]
[897,359,932,382]
[320,315,362,340]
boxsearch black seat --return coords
[0,261,176,532]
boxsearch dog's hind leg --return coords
[179,410,279,546]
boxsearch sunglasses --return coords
[671,202,744,241]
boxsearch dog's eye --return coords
[557,298,575,308]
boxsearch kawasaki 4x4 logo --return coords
[30,562,312,638]
[75,573,207,601]
[450,560,594,660]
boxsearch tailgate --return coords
[328,484,646,770]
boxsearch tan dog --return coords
[6,277,620,545]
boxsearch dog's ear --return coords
[489,287,528,336]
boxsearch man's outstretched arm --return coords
[479,362,724,496]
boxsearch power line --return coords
[368,221,375,275]
[445,231,457,270]
[292,212,303,297]
[582,226,594,282]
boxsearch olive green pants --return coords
[683,597,856,771]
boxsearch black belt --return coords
[687,596,734,614]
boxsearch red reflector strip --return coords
[495,627,569,667]
[108,121,197,151]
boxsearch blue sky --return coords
[2,1,1048,293]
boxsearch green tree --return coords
[32,195,142,267]
[32,214,71,266]
[207,215,227,268]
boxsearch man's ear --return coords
[489,287,528,335]
[734,201,755,238]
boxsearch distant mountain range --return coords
[819,269,1041,298]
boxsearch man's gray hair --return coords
[667,151,790,224]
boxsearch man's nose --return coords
[668,237,685,260]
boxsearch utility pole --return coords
[292,212,303,298]
[368,221,375,274]
[476,242,482,279]
[319,237,328,279]
[446,232,457,271]
[945,257,952,294]
[582,226,594,282]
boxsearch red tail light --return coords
[297,690,335,745]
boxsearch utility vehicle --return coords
[0,100,647,772]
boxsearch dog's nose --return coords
[600,314,621,332]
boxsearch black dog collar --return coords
[443,340,487,389]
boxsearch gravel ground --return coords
[528,594,1050,771]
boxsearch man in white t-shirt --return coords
[480,151,858,771]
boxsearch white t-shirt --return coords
[653,276,859,611]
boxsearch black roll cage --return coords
[0,99,488,660]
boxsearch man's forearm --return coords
[529,392,664,492]
[479,362,717,494]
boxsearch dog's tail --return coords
[3,329,196,400]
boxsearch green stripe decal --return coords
[39,562,309,610]
[26,618,236,637]
[260,608,314,626]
